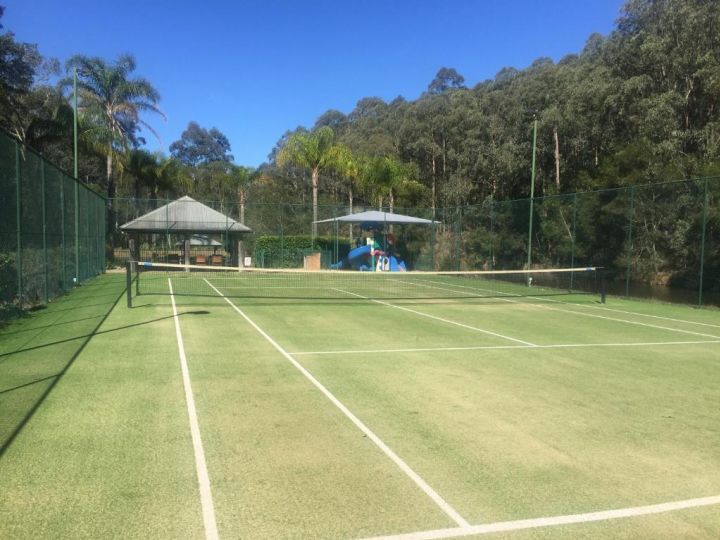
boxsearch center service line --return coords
[203,279,470,529]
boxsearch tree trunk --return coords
[431,155,437,220]
[348,183,353,243]
[106,148,116,233]
[389,191,395,234]
[311,167,319,237]
[554,126,561,192]
[238,187,246,223]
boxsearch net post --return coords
[599,268,607,304]
[126,260,133,307]
[135,260,140,296]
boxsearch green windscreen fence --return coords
[0,130,106,321]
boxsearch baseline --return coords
[203,278,470,529]
[169,280,219,540]
[361,494,720,540]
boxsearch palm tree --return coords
[229,165,256,224]
[361,156,420,213]
[122,148,158,200]
[276,126,346,235]
[62,54,165,211]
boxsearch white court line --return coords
[168,280,219,540]
[203,278,470,529]
[291,339,720,356]
[361,494,720,540]
[540,297,720,329]
[529,297,720,339]
[334,289,537,347]
[401,279,720,340]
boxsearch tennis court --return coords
[1,266,719,539]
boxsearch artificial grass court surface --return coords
[0,273,718,538]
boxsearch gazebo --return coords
[120,196,252,266]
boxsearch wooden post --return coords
[237,240,245,267]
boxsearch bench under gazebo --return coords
[120,196,252,266]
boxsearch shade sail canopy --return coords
[313,210,439,225]
[120,196,252,234]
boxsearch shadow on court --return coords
[0,273,209,457]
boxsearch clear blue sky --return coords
[5,0,625,167]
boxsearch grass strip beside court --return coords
[0,275,206,539]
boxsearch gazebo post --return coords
[129,234,140,262]
[184,237,190,270]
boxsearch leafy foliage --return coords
[169,121,233,166]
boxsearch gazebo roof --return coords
[120,196,252,234]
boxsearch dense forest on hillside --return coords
[2,0,719,209]
[256,0,720,213]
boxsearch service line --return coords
[204,278,470,529]
[333,288,537,347]
[361,494,720,540]
[401,278,720,340]
[291,339,720,356]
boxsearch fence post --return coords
[570,193,577,289]
[73,174,79,284]
[625,186,635,297]
[698,179,709,307]
[279,207,284,267]
[41,160,48,304]
[60,175,66,289]
[14,140,22,306]
[334,206,339,266]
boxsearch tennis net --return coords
[125,261,605,307]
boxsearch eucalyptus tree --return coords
[0,7,43,140]
[170,121,233,166]
[276,126,347,234]
[62,54,165,206]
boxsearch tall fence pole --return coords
[74,180,79,283]
[570,193,577,289]
[41,160,48,304]
[73,68,80,284]
[526,115,538,277]
[625,186,635,297]
[14,140,22,305]
[279,206,284,267]
[698,179,709,307]
[60,175,66,289]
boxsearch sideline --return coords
[169,279,219,540]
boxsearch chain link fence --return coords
[0,130,106,322]
[108,177,719,307]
